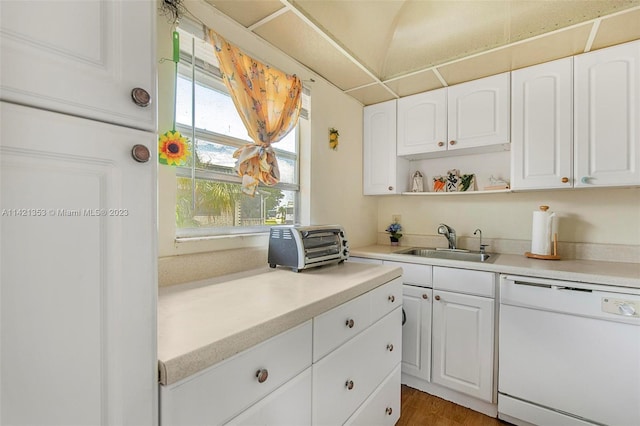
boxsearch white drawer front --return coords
[225,368,311,426]
[369,278,403,322]
[384,261,432,287]
[313,292,371,361]
[433,267,495,298]
[160,321,312,426]
[345,365,401,426]
[312,308,402,426]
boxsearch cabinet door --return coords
[511,58,573,189]
[0,102,156,425]
[397,88,447,156]
[401,285,432,381]
[432,290,494,402]
[448,72,510,150]
[0,0,156,131]
[225,368,312,426]
[574,40,640,187]
[363,100,409,194]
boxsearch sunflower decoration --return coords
[158,130,190,166]
[329,127,339,150]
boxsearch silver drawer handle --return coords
[256,369,268,384]
[345,380,354,390]
[386,407,393,415]
[386,344,394,352]
[388,295,395,303]
[345,318,355,328]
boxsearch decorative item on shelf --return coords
[446,169,460,192]
[329,127,339,150]
[458,173,476,191]
[433,176,446,192]
[385,221,403,246]
[484,175,510,190]
[411,171,424,192]
[525,205,561,260]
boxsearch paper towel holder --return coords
[525,232,561,260]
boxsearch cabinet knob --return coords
[388,295,395,303]
[581,176,590,184]
[256,369,269,384]
[386,343,394,352]
[422,294,428,300]
[130,88,151,107]
[438,141,444,147]
[561,177,569,183]
[388,186,393,191]
[345,380,354,390]
[131,144,150,163]
[386,407,393,415]
[449,140,456,146]
[345,318,355,328]
[435,295,441,301]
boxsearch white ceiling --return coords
[204,0,640,105]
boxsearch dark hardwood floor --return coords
[397,385,511,426]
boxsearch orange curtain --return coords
[209,30,303,196]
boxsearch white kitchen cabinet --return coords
[0,0,156,131]
[225,368,312,426]
[511,57,573,190]
[363,100,410,194]
[161,321,313,426]
[344,365,401,426]
[447,72,510,151]
[574,40,640,187]
[401,285,432,381]
[312,307,402,426]
[397,88,448,156]
[0,102,157,425]
[432,267,495,403]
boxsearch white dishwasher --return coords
[498,275,640,426]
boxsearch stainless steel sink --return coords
[395,247,493,263]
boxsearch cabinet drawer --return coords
[369,278,402,321]
[225,368,311,426]
[160,321,312,426]
[344,365,401,426]
[313,291,371,361]
[384,261,432,287]
[433,267,495,298]
[312,308,402,426]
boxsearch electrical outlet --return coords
[392,214,401,223]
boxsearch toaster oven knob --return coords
[343,249,349,256]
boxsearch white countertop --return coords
[351,245,640,289]
[158,262,402,385]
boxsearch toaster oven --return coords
[268,225,349,272]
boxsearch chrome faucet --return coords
[437,223,456,249]
[474,228,489,254]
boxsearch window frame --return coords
[174,29,300,238]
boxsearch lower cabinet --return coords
[431,289,495,402]
[401,285,432,381]
[160,278,402,426]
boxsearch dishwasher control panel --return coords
[602,298,639,317]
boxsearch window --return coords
[175,27,305,237]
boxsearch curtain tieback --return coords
[233,142,280,195]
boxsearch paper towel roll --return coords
[531,206,557,255]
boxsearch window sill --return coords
[173,232,270,255]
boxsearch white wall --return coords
[157,0,376,284]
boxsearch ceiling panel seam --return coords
[278,0,399,99]
[247,6,289,31]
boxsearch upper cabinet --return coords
[574,40,640,188]
[447,72,511,151]
[397,88,447,156]
[0,0,156,131]
[511,57,573,190]
[396,73,510,159]
[363,100,410,195]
